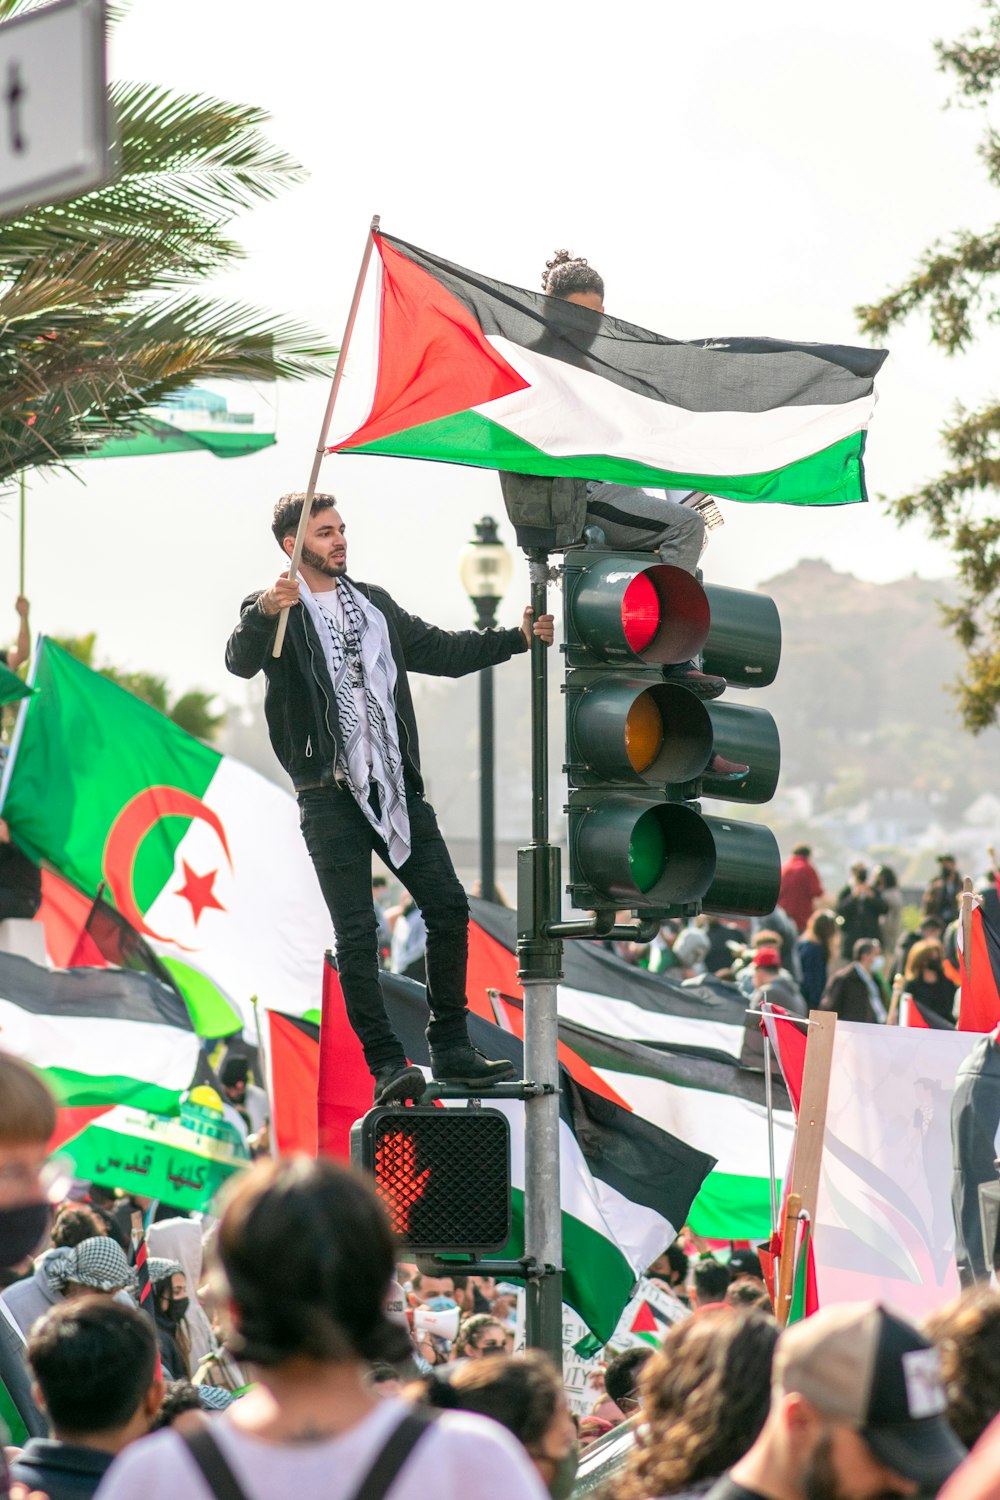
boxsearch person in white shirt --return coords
[95,1157,547,1500]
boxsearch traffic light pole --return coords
[518,551,564,1366]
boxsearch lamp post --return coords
[459,516,513,903]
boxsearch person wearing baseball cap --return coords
[703,1302,967,1500]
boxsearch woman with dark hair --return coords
[98,1158,547,1500]
[420,1352,577,1499]
[796,910,840,1008]
[614,1306,778,1500]
[903,939,957,1023]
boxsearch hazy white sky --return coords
[3,0,997,703]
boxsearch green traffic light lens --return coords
[628,809,667,893]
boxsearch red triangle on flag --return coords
[630,1301,658,1335]
[330,237,528,452]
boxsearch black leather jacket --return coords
[225,579,527,793]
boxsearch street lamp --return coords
[459,516,514,904]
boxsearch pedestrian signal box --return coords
[562,550,782,917]
[351,1106,511,1254]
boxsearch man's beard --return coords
[302,545,345,577]
[803,1430,901,1500]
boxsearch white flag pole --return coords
[272,214,380,659]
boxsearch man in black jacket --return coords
[227,493,554,1104]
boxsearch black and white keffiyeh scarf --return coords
[300,576,411,867]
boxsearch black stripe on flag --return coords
[331,961,714,1231]
[0,950,193,1031]
[383,234,888,415]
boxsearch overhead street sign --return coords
[0,0,114,220]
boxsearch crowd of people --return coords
[607,844,996,1029]
[1,1051,1000,1500]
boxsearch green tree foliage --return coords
[53,634,224,743]
[857,0,1000,733]
[0,0,332,483]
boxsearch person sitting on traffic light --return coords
[500,250,727,703]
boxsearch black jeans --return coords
[298,784,471,1070]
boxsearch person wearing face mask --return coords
[150,1260,191,1380]
[819,939,887,1024]
[902,939,957,1024]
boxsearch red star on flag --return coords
[175,861,226,925]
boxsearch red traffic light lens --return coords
[621,572,660,655]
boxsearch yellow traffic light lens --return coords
[629,810,666,893]
[625,691,664,774]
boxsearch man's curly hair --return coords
[614,1307,777,1500]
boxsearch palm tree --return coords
[0,2,333,483]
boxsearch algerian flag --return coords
[328,232,887,507]
[0,949,199,1115]
[468,901,793,1241]
[1,640,334,1030]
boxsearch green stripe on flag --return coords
[504,1188,637,1344]
[43,1065,186,1114]
[687,1170,779,1242]
[0,660,32,706]
[92,425,276,460]
[345,411,867,507]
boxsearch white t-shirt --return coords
[94,1397,548,1500]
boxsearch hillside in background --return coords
[220,559,1000,891]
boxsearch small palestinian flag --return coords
[328,231,887,507]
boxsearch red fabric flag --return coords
[317,958,373,1161]
[959,898,1000,1033]
[268,1012,320,1157]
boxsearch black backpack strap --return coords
[347,1407,438,1500]
[179,1406,437,1500]
[180,1424,253,1500]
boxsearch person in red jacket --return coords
[778,845,824,933]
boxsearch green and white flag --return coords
[1,640,334,1030]
[328,232,887,507]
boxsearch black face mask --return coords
[0,1200,50,1269]
[166,1296,189,1325]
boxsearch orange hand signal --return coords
[375,1130,431,1234]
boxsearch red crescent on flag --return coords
[102,786,233,948]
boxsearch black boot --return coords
[429,1043,515,1087]
[663,661,726,699]
[372,1061,426,1106]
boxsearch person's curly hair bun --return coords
[542,248,604,302]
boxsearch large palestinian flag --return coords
[1,639,334,1030]
[0,949,199,1144]
[327,231,887,507]
[467,899,793,1240]
[308,959,713,1343]
[958,887,1000,1033]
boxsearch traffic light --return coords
[351,1106,511,1254]
[563,550,781,916]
